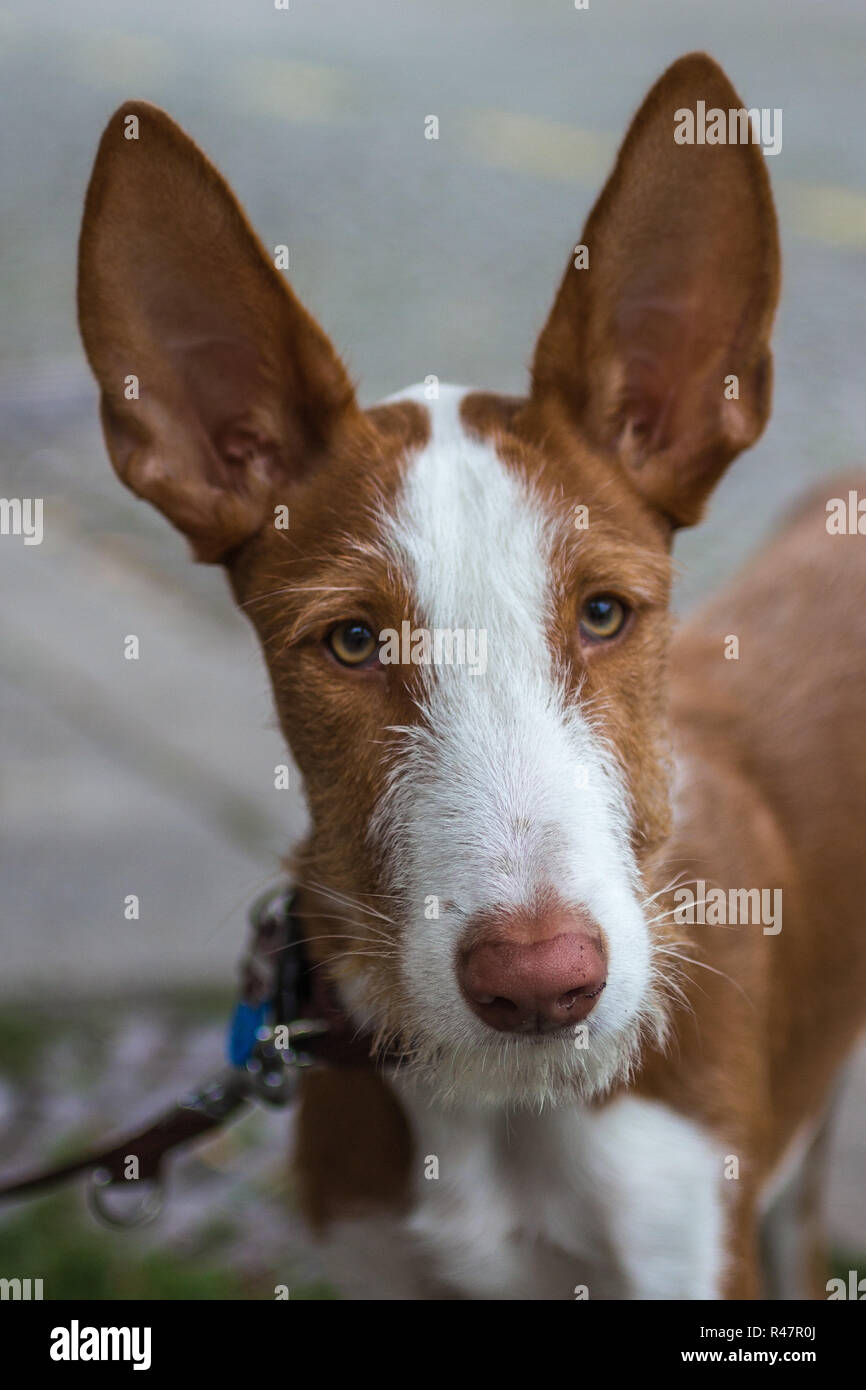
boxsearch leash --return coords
[0,886,377,1227]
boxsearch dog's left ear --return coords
[530,52,780,527]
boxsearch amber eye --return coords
[580,595,628,642]
[327,620,379,667]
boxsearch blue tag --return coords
[227,1000,270,1067]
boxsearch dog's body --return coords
[77,54,866,1299]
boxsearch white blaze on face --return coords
[371,385,658,1106]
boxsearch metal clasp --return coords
[243,1021,328,1104]
[87,1170,164,1228]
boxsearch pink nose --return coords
[458,907,607,1034]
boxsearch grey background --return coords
[1,0,864,1248]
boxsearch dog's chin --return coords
[394,1006,665,1112]
[341,971,669,1111]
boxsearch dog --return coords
[77,52,866,1299]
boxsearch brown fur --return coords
[294,1067,414,1229]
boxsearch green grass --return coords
[0,1009,52,1081]
[829,1250,866,1284]
[0,1192,337,1300]
[0,1194,247,1300]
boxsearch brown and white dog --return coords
[77,53,866,1299]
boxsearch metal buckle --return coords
[243,1021,328,1104]
[87,1171,164,1228]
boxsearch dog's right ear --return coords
[78,102,357,561]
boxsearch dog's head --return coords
[78,53,779,1107]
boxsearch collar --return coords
[230,885,384,1070]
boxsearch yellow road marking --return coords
[464,109,615,184]
[232,57,353,124]
[782,182,866,251]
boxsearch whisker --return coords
[240,584,358,610]
[304,877,397,926]
[307,949,396,969]
[655,947,753,1004]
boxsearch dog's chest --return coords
[319,1090,728,1300]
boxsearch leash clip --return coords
[87,1170,164,1229]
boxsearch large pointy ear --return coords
[530,53,780,528]
[78,102,357,561]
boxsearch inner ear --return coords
[78,101,358,562]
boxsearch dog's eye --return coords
[327,620,379,667]
[580,595,628,642]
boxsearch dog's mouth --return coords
[397,1026,644,1110]
[360,984,663,1111]
[501,1022,597,1043]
